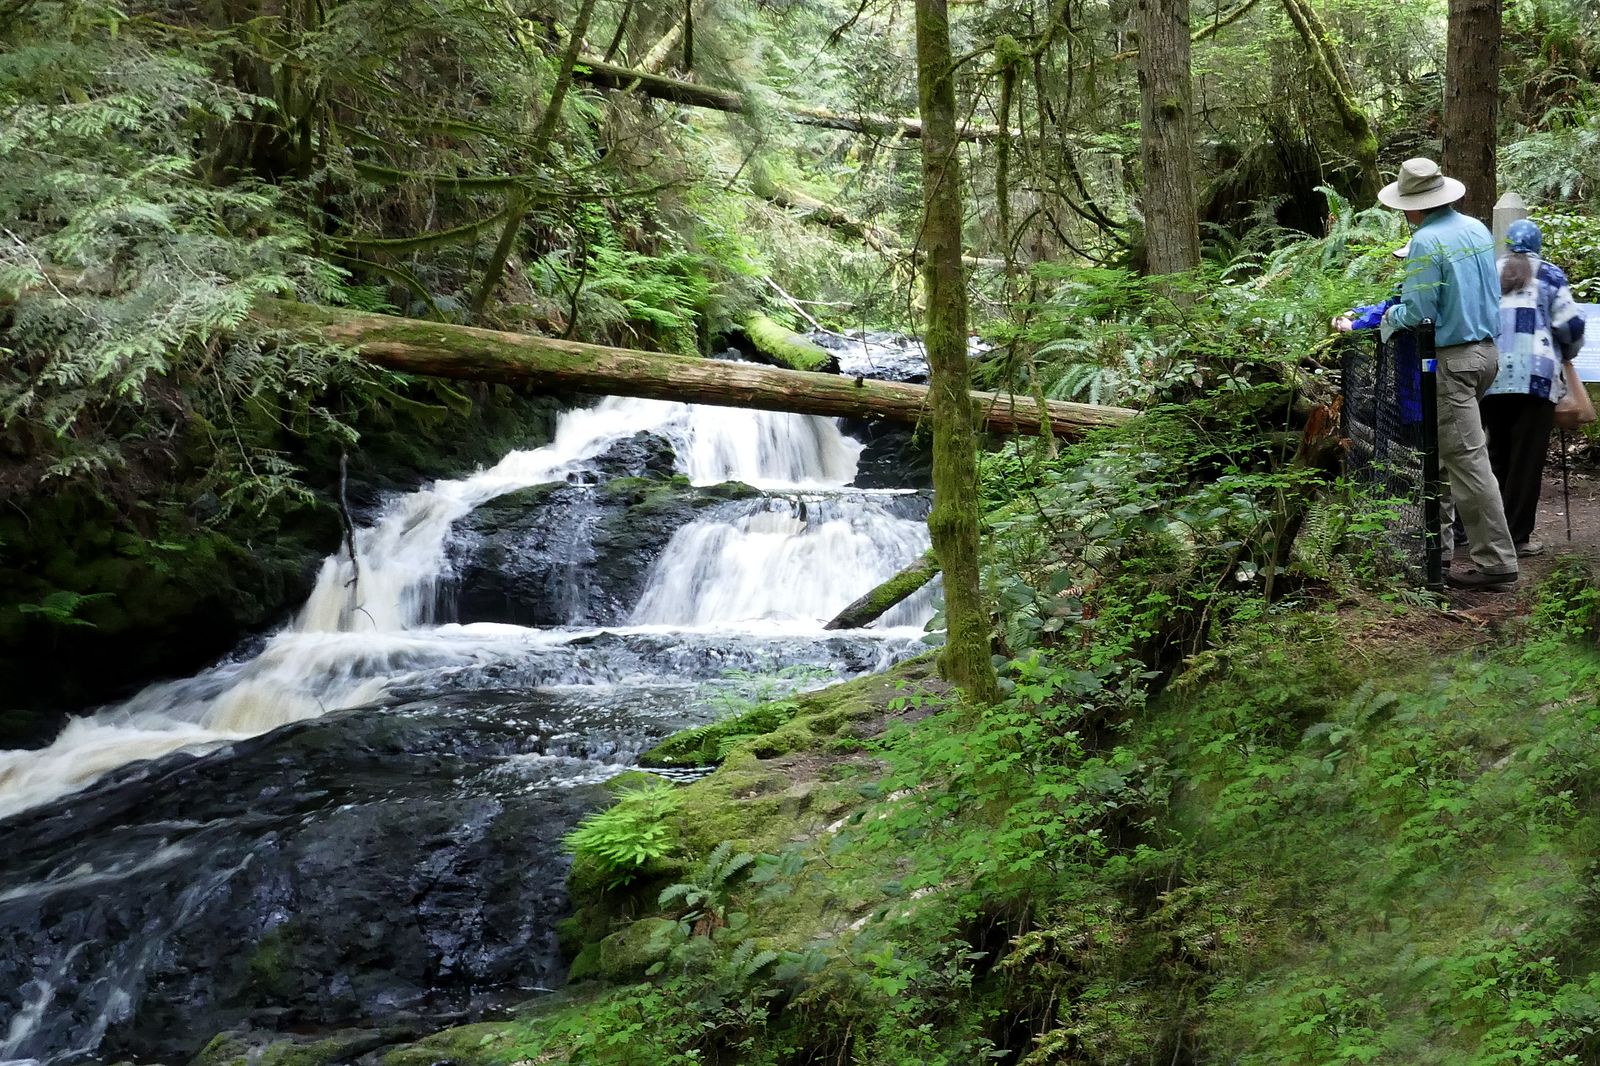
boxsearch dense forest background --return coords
[7,0,1600,1060]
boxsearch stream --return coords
[0,342,938,1065]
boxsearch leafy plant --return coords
[565,780,683,889]
[1532,210,1600,301]
[16,589,114,628]
[657,841,759,939]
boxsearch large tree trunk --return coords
[1441,0,1501,222]
[251,300,1134,437]
[572,57,1015,143]
[913,0,1001,703]
[1136,0,1200,284]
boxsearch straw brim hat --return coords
[1378,157,1466,211]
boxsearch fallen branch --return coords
[757,180,1008,270]
[825,550,939,630]
[573,56,1019,143]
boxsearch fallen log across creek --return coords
[254,300,1137,439]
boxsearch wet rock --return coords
[809,331,930,384]
[447,433,759,626]
[190,1025,422,1066]
[841,420,932,490]
[586,430,677,480]
[0,695,614,1065]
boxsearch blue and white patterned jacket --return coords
[1487,255,1586,402]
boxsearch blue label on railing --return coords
[1421,359,1438,372]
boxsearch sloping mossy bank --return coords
[208,567,1600,1064]
[0,382,560,745]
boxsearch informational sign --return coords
[1575,304,1600,383]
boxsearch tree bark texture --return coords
[572,57,1016,143]
[1135,0,1201,282]
[913,0,1001,703]
[1441,0,1501,223]
[251,300,1134,438]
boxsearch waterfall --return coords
[630,494,929,627]
[0,397,928,823]
[0,365,943,1066]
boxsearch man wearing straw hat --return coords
[1377,157,1519,591]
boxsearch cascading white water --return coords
[631,495,929,627]
[295,403,864,632]
[0,397,928,822]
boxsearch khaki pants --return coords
[1436,339,1518,576]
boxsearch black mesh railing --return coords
[1340,323,1443,588]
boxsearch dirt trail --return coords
[1448,442,1600,613]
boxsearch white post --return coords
[1493,192,1528,257]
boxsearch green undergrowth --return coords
[373,563,1600,1065]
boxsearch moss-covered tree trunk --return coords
[1279,0,1380,204]
[246,299,1135,436]
[825,551,939,630]
[1441,0,1501,222]
[1135,0,1200,287]
[912,0,1000,704]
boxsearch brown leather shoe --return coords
[1446,568,1518,592]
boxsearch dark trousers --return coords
[1482,394,1555,545]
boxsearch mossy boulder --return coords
[569,916,678,983]
[190,1027,414,1066]
[378,1021,528,1066]
[642,652,940,769]
[559,654,946,975]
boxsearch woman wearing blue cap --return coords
[1480,219,1587,557]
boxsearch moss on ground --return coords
[377,1023,526,1066]
[193,1027,411,1066]
[640,651,941,769]
[245,925,299,1001]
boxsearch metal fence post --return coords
[1417,320,1443,591]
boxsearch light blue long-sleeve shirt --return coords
[1381,206,1500,347]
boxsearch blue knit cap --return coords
[1506,218,1542,254]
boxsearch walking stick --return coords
[1560,428,1573,542]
